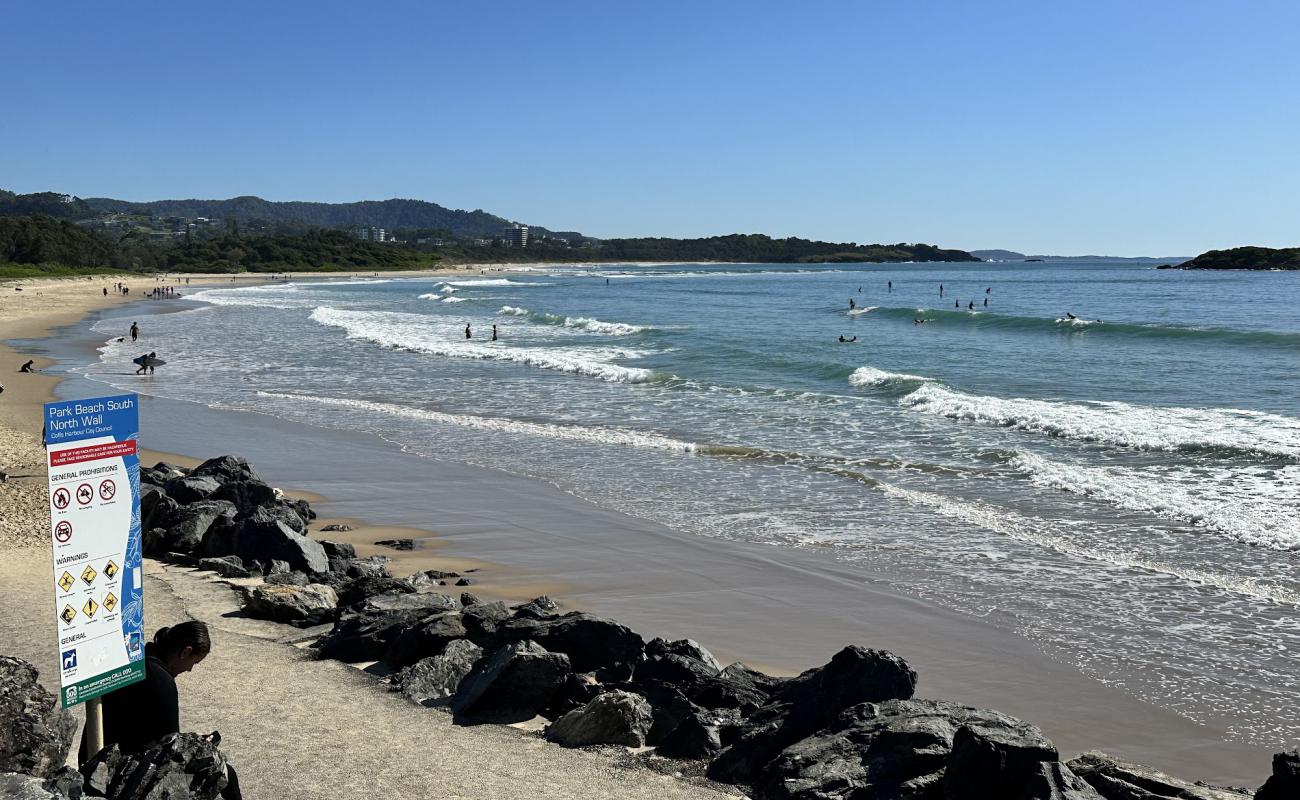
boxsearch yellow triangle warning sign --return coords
[58,571,75,592]
[103,592,118,613]
[60,605,77,625]
[81,565,97,585]
[104,560,119,579]
[82,598,98,619]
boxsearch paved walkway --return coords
[0,548,736,800]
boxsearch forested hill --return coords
[1165,246,1300,270]
[80,195,546,238]
[599,235,978,263]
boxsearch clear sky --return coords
[3,0,1297,255]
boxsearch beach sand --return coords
[0,271,1277,791]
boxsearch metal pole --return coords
[84,697,104,755]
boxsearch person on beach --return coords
[79,622,243,800]
[464,323,472,339]
[130,322,139,342]
[20,360,36,373]
[103,287,108,297]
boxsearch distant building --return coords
[503,224,528,248]
[356,226,387,242]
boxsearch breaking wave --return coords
[848,366,934,388]
[495,306,650,335]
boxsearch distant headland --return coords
[1162,246,1300,270]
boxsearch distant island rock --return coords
[1163,246,1300,270]
[970,249,1026,261]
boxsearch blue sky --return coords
[3,1,1297,254]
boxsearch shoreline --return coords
[0,272,1279,786]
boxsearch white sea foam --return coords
[1012,452,1300,551]
[440,296,467,303]
[848,366,933,388]
[900,383,1300,460]
[444,278,550,287]
[309,306,660,383]
[874,481,1300,606]
[498,306,529,316]
[257,392,698,452]
[187,285,310,309]
[1055,317,1099,327]
[847,306,879,316]
[493,305,649,335]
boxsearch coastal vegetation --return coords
[1168,246,1300,270]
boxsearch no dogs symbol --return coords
[76,484,94,506]
[98,479,116,501]
[54,521,73,544]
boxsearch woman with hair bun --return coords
[80,620,242,799]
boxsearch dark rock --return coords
[161,551,199,567]
[361,592,458,616]
[634,655,769,715]
[461,601,511,646]
[211,476,277,512]
[384,611,468,668]
[343,556,391,580]
[291,498,315,522]
[451,641,572,723]
[319,523,353,533]
[319,540,356,559]
[546,674,606,719]
[315,609,427,663]
[1256,751,1300,800]
[454,578,475,587]
[656,705,744,760]
[1067,752,1250,799]
[512,596,559,619]
[141,462,188,485]
[163,474,223,504]
[230,497,303,532]
[80,733,229,799]
[145,500,236,557]
[391,639,483,704]
[459,592,481,607]
[545,690,654,748]
[406,571,445,590]
[375,538,415,551]
[0,657,76,779]
[41,766,83,800]
[336,575,416,609]
[0,772,74,799]
[492,612,644,678]
[264,559,291,576]
[707,646,917,785]
[197,555,252,579]
[190,454,260,484]
[201,507,328,574]
[944,716,1089,799]
[138,483,170,531]
[720,662,785,696]
[646,638,722,671]
[311,571,349,590]
[241,583,338,626]
[264,570,309,587]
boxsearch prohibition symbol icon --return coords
[54,521,73,544]
[52,487,70,510]
[98,479,116,501]
[76,483,94,506]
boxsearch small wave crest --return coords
[443,278,550,287]
[900,383,1300,461]
[849,366,934,388]
[496,306,650,335]
[309,306,664,383]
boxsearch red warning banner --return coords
[49,440,136,467]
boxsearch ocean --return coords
[79,260,1300,748]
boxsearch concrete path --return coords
[0,548,737,800]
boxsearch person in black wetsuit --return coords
[80,622,242,799]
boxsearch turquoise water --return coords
[81,260,1300,746]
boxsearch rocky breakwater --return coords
[0,655,232,799]
[145,454,1297,799]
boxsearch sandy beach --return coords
[0,271,1278,791]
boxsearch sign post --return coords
[45,393,145,715]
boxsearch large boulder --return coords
[1067,752,1250,800]
[81,733,228,800]
[1256,751,1299,800]
[751,700,1100,800]
[492,612,644,678]
[141,462,189,486]
[359,592,457,616]
[0,771,77,799]
[390,639,483,705]
[190,455,260,484]
[212,480,279,517]
[336,575,415,609]
[512,596,560,619]
[646,638,722,671]
[241,583,338,626]
[0,657,76,779]
[201,508,328,574]
[138,483,171,531]
[197,555,254,579]
[451,641,572,723]
[145,500,237,557]
[461,601,511,646]
[384,611,468,668]
[163,475,223,505]
[339,557,392,581]
[655,704,744,760]
[545,690,654,748]
[707,646,916,785]
[315,609,427,663]
[319,540,356,560]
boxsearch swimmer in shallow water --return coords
[913,318,929,325]
[838,335,857,342]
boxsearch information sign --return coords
[45,393,145,707]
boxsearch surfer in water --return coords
[913,318,929,325]
[983,297,988,307]
[492,325,498,341]
[464,323,472,339]
[1065,312,1077,320]
[985,287,991,294]
[939,284,944,297]
[130,321,139,342]
[888,281,892,292]
[849,298,855,310]
[968,301,975,310]
[955,300,960,308]
[838,335,857,343]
